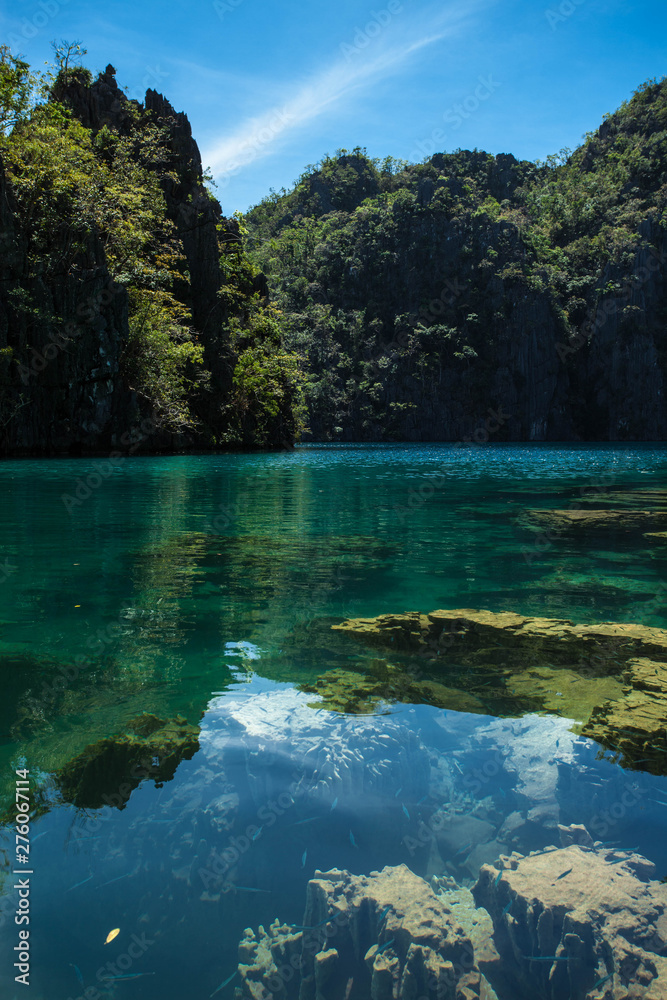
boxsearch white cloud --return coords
[202,5,473,179]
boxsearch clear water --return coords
[0,443,666,999]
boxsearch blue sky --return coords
[2,0,666,213]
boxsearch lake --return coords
[1,443,666,1000]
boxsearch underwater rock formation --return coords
[581,657,667,771]
[300,662,487,715]
[236,864,486,1000]
[332,610,667,773]
[57,712,199,808]
[332,609,667,667]
[524,509,667,533]
[474,844,667,1000]
[644,531,667,544]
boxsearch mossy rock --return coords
[333,609,667,771]
[57,713,200,809]
[301,660,486,715]
[523,509,667,533]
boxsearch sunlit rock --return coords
[473,844,667,1000]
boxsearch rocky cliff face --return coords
[0,150,140,455]
[248,82,667,443]
[0,67,238,456]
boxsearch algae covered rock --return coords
[332,609,667,668]
[473,844,667,1000]
[301,661,487,715]
[333,609,667,773]
[524,508,667,533]
[57,712,200,808]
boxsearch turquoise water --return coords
[0,443,666,999]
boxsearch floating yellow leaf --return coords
[104,928,120,945]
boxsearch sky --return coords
[2,0,666,213]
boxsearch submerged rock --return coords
[332,609,667,668]
[524,509,667,533]
[644,531,667,544]
[332,610,667,772]
[236,864,486,1000]
[473,844,667,1000]
[582,657,667,769]
[57,713,200,808]
[300,661,487,715]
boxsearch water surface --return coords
[1,444,666,999]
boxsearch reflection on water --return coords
[0,444,666,998]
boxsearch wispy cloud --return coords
[202,6,472,179]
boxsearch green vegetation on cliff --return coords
[0,46,665,450]
[246,78,667,441]
[0,45,305,452]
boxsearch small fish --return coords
[252,826,263,840]
[377,905,391,924]
[70,964,84,986]
[98,872,131,888]
[66,874,94,892]
[101,972,156,981]
[376,938,395,954]
[402,804,410,820]
[104,928,120,945]
[31,831,50,844]
[494,871,503,887]
[233,886,271,894]
[554,868,573,881]
[455,841,473,857]
[210,970,238,997]
[502,899,513,915]
[291,817,318,827]
[556,739,560,747]
[301,849,308,868]
[349,830,358,848]
[523,955,570,962]
[593,972,614,989]
[394,788,402,798]
[289,916,331,930]
[330,797,338,811]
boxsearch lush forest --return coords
[0,44,304,454]
[0,46,666,453]
[246,76,667,441]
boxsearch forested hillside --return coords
[0,46,304,455]
[247,78,667,441]
[0,48,665,452]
